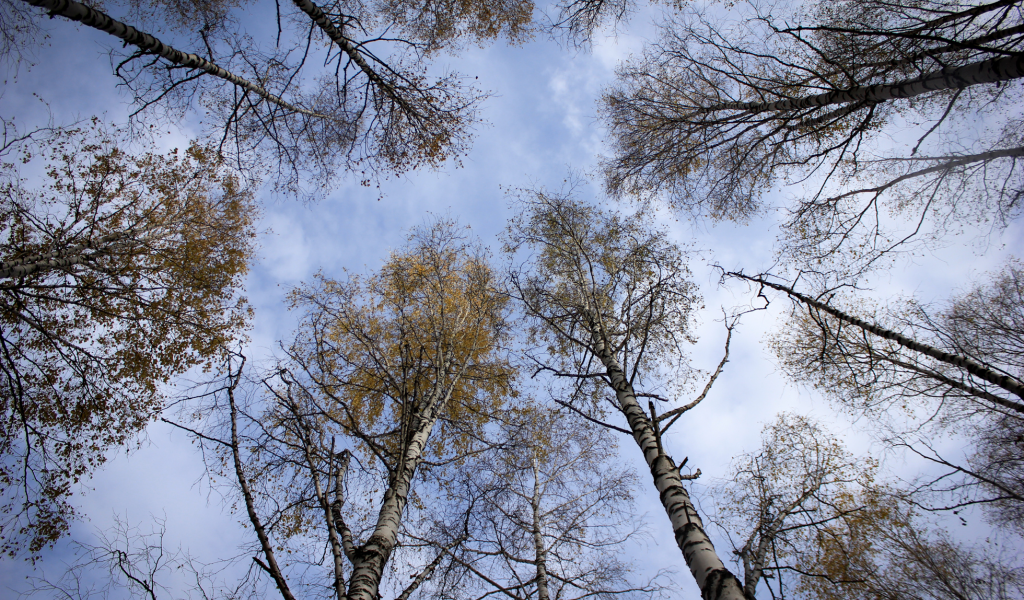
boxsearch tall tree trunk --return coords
[705,54,1024,115]
[345,373,457,600]
[531,453,552,600]
[587,319,747,600]
[20,0,321,116]
[731,273,1024,407]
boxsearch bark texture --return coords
[345,377,455,600]
[589,318,746,600]
[531,454,552,600]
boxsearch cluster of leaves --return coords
[0,122,255,557]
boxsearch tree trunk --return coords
[531,453,552,600]
[733,273,1024,407]
[588,320,747,600]
[707,54,1024,115]
[20,0,321,117]
[345,378,455,600]
[288,0,411,112]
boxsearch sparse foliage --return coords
[416,408,663,600]
[504,184,746,600]
[178,221,515,600]
[604,0,1024,276]
[748,264,1024,532]
[14,0,535,196]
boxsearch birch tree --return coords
[793,490,1024,600]
[13,0,533,196]
[729,266,1024,532]
[414,407,663,600]
[603,0,1024,276]
[709,413,1024,600]
[709,414,875,599]
[178,221,514,600]
[0,123,255,558]
[504,186,746,600]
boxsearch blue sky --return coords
[2,1,1022,597]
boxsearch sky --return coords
[1,0,1022,597]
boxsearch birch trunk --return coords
[20,0,321,117]
[706,54,1024,115]
[587,320,746,600]
[531,453,552,600]
[735,274,1024,406]
[345,373,456,600]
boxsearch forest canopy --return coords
[1,0,1022,598]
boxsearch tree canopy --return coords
[0,121,255,556]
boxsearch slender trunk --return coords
[732,273,1024,407]
[587,320,746,600]
[395,536,464,600]
[706,53,1024,115]
[20,0,322,117]
[227,381,297,600]
[288,0,414,114]
[824,146,1024,203]
[531,453,551,600]
[293,423,347,600]
[345,371,457,600]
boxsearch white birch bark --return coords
[345,358,461,600]
[587,317,746,600]
[531,453,552,600]
[20,0,321,117]
[0,229,143,280]
[705,54,1024,115]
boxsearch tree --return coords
[414,407,664,600]
[709,414,874,600]
[175,221,515,600]
[603,0,1024,276]
[709,413,1024,600]
[730,266,1024,533]
[0,122,255,558]
[504,184,746,600]
[794,489,1024,600]
[14,0,534,196]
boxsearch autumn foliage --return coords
[0,124,255,556]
